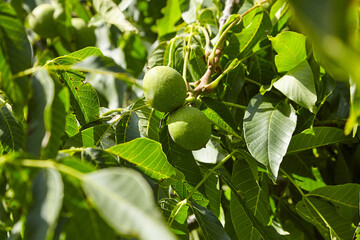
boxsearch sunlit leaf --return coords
[106,138,178,181]
[269,31,307,73]
[244,93,297,180]
[274,60,317,112]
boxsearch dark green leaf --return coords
[192,203,231,240]
[287,127,353,154]
[64,125,111,148]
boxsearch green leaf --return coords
[0,2,32,112]
[160,127,203,187]
[115,111,139,143]
[92,0,137,33]
[119,32,148,77]
[0,105,23,153]
[42,82,69,158]
[24,169,64,240]
[269,31,307,72]
[307,184,360,220]
[274,60,317,112]
[192,203,231,240]
[287,127,352,154]
[158,198,189,239]
[62,173,116,240]
[180,0,202,24]
[243,94,297,180]
[49,48,102,126]
[106,138,178,181]
[157,0,182,38]
[131,98,164,141]
[248,54,276,85]
[64,125,111,148]
[147,41,168,68]
[174,181,209,207]
[225,7,272,59]
[231,159,270,239]
[201,97,241,139]
[221,174,282,240]
[281,155,326,192]
[296,197,355,240]
[82,168,176,240]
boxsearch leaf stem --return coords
[221,101,247,110]
[280,168,304,196]
[185,151,235,201]
[2,157,85,180]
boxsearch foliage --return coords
[0,0,360,239]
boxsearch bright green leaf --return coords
[0,105,23,153]
[269,31,307,72]
[106,138,178,181]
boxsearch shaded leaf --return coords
[308,184,360,220]
[201,97,241,138]
[244,94,297,180]
[82,168,176,240]
[24,169,63,240]
[281,155,326,192]
[64,125,111,148]
[287,127,352,154]
[106,138,178,181]
[296,197,355,240]
[192,203,231,240]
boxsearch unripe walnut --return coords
[143,66,186,112]
[168,105,211,150]
[28,4,57,39]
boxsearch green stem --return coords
[221,101,247,110]
[185,151,235,201]
[280,168,304,196]
[168,199,188,227]
[280,167,337,236]
[100,104,150,118]
[245,77,262,86]
[4,158,85,180]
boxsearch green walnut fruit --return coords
[168,105,211,150]
[143,66,187,112]
[28,4,57,39]
[71,18,96,49]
